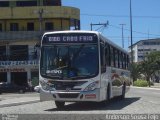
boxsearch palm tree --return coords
[130,62,142,82]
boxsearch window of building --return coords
[45,22,54,31]
[138,49,143,52]
[16,1,37,6]
[0,73,7,83]
[0,46,6,61]
[43,0,61,6]
[0,23,2,31]
[9,45,28,61]
[27,22,34,31]
[0,1,9,7]
[10,23,19,31]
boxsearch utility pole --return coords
[119,24,126,48]
[130,0,133,63]
[38,8,43,32]
[33,8,49,32]
[90,21,109,31]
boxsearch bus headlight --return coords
[40,80,55,91]
[84,81,99,91]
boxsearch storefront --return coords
[0,72,7,82]
[0,60,39,86]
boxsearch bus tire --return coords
[120,83,126,100]
[100,84,110,106]
[55,101,65,109]
[107,84,111,101]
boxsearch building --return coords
[0,0,80,86]
[128,38,160,62]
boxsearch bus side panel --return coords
[111,68,131,97]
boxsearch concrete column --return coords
[7,72,11,83]
[27,69,31,81]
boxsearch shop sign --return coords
[0,68,25,72]
[0,60,39,66]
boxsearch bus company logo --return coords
[66,87,71,92]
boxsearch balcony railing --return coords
[0,31,43,41]
[0,54,39,61]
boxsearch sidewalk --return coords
[0,93,40,108]
[151,83,160,88]
[131,83,160,90]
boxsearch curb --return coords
[0,100,40,108]
[131,86,160,90]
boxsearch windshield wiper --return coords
[55,65,68,70]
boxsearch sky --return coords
[62,0,160,50]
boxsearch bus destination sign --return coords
[42,33,98,44]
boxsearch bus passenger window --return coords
[115,49,119,68]
[100,43,106,73]
[119,52,123,69]
[105,44,110,66]
[110,46,114,67]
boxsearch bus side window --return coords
[100,43,106,73]
[119,52,123,69]
[105,43,110,66]
[117,50,120,68]
[123,53,125,69]
[115,49,119,68]
[124,54,127,69]
[113,47,116,67]
[110,46,114,67]
[127,55,129,69]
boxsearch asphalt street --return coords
[0,87,160,119]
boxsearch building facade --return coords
[0,0,80,86]
[128,38,160,63]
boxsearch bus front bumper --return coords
[40,88,100,102]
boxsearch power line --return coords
[81,13,160,19]
[108,24,160,37]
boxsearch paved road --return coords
[0,87,160,119]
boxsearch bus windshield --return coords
[40,44,99,80]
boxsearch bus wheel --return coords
[107,84,111,101]
[120,83,126,100]
[101,84,110,106]
[55,101,65,109]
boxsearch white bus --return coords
[39,30,131,108]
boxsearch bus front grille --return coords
[58,93,79,98]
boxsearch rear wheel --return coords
[120,83,126,99]
[55,101,65,109]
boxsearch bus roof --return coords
[42,30,128,54]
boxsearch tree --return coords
[140,51,160,87]
[130,62,142,82]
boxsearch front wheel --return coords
[100,84,110,106]
[55,101,65,109]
